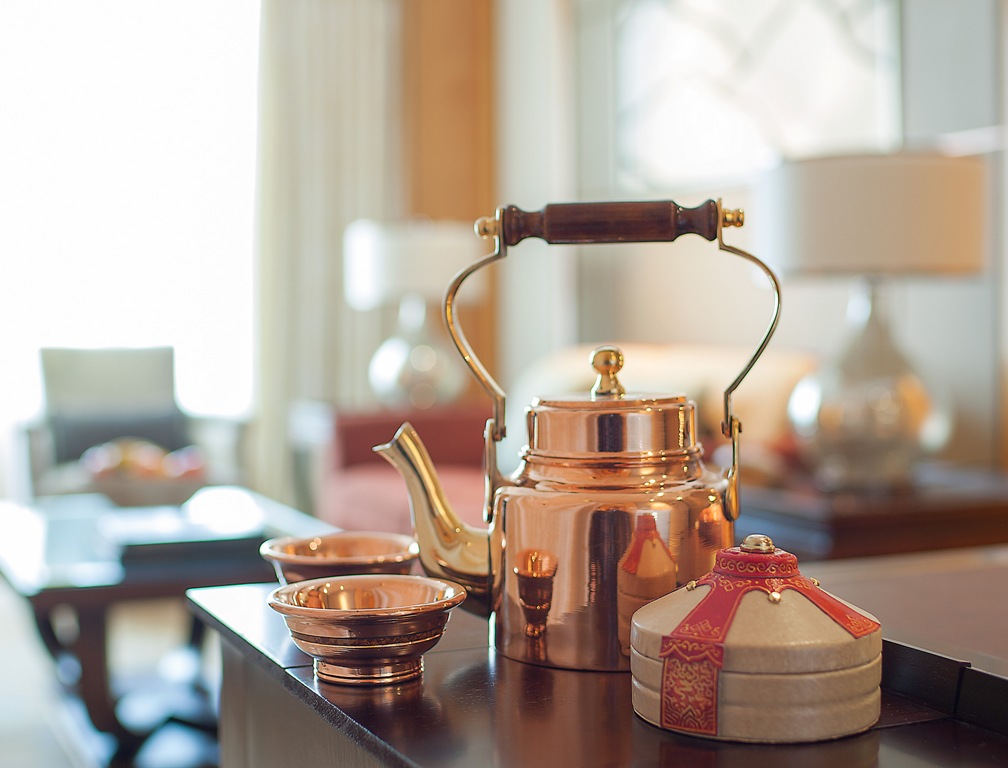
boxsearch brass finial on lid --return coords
[740,534,775,554]
[590,346,626,399]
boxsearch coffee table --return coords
[0,485,332,765]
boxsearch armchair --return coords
[25,346,243,504]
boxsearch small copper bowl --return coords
[260,531,419,584]
[268,574,467,685]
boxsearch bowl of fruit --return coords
[81,438,206,506]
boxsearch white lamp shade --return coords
[343,218,488,310]
[753,153,987,276]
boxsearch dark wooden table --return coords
[0,486,331,766]
[736,463,1008,561]
[189,545,1008,768]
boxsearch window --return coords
[0,0,260,420]
[614,0,901,192]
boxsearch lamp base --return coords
[367,294,467,410]
[787,280,950,493]
[800,430,920,493]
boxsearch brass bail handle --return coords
[444,200,782,519]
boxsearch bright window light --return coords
[614,0,901,191]
[0,0,260,419]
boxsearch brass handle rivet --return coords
[722,208,744,228]
[475,216,498,238]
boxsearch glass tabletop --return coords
[0,487,288,596]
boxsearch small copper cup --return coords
[269,573,466,685]
[260,531,419,584]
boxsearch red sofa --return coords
[312,404,491,535]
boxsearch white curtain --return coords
[249,0,405,502]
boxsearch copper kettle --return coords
[375,200,780,671]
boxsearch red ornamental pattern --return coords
[659,638,723,734]
[658,545,880,736]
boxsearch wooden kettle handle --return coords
[499,200,720,247]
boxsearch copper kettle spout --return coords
[373,421,498,616]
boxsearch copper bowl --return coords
[268,574,467,685]
[260,531,419,584]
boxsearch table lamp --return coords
[344,218,486,409]
[754,152,986,491]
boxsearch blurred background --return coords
[1,0,1002,511]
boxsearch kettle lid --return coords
[526,346,700,458]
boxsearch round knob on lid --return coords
[590,346,626,399]
[740,534,775,554]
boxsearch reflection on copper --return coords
[698,501,730,549]
[492,647,634,768]
[319,676,466,763]
[514,549,558,637]
[617,515,677,655]
[587,509,632,605]
[525,633,548,663]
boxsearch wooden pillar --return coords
[401,0,497,397]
